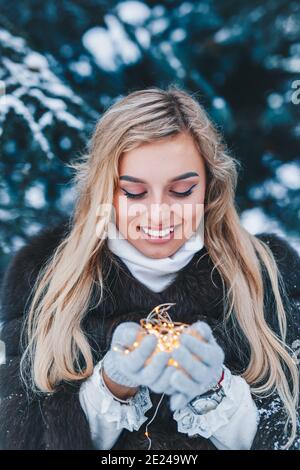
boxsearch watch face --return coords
[188,389,226,415]
[188,399,218,415]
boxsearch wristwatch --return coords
[187,366,231,415]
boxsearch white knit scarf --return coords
[106,223,204,293]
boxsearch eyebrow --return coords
[119,172,199,183]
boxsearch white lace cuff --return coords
[79,359,153,433]
[173,365,258,448]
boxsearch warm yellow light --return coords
[140,303,190,361]
[112,303,206,368]
[168,358,178,367]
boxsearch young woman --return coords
[0,86,299,450]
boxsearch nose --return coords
[143,202,173,229]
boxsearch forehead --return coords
[118,132,204,182]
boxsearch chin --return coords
[132,239,182,259]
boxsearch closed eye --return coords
[121,189,147,199]
[170,184,198,197]
[121,184,197,199]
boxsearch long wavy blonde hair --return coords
[20,85,299,449]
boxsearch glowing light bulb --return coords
[140,303,190,359]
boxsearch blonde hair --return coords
[20,85,299,449]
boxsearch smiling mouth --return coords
[137,225,178,238]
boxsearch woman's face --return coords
[113,132,206,259]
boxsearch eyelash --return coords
[121,184,197,199]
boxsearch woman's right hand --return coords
[103,321,175,393]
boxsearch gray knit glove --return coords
[103,321,172,389]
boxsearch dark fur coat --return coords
[0,218,299,450]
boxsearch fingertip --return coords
[113,321,140,344]
[195,321,212,339]
[179,333,189,345]
[172,347,184,362]
[144,334,158,345]
[140,334,158,353]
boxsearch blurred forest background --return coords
[0,0,299,278]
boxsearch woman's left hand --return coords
[168,320,225,411]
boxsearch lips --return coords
[137,224,180,241]
[141,226,174,237]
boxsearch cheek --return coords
[112,194,120,220]
[180,191,205,235]
[113,192,129,218]
[113,194,139,237]
[113,193,126,230]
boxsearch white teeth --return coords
[141,226,174,237]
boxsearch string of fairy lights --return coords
[112,303,207,449]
